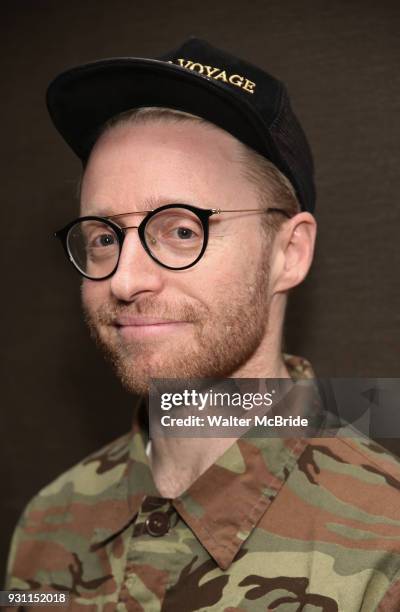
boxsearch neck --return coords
[149,342,290,499]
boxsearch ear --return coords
[269,212,317,295]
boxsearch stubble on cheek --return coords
[81,250,271,395]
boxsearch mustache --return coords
[83,296,207,326]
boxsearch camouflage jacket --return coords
[5,355,400,611]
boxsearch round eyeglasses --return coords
[54,203,291,280]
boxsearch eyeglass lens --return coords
[66,207,205,278]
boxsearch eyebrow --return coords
[83,205,153,218]
[82,196,193,218]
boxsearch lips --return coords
[113,315,191,338]
[114,316,184,326]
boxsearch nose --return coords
[109,228,164,302]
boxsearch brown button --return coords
[145,511,170,537]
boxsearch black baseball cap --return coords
[47,37,315,212]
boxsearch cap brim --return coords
[46,57,282,165]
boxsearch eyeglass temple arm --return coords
[211,208,292,219]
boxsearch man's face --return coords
[80,118,273,394]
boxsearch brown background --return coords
[1,0,399,579]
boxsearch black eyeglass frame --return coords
[54,203,291,280]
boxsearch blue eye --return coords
[176,227,195,239]
[93,233,116,247]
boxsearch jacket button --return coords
[145,511,170,536]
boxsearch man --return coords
[5,38,400,611]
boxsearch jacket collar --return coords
[90,353,316,569]
[173,435,309,569]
